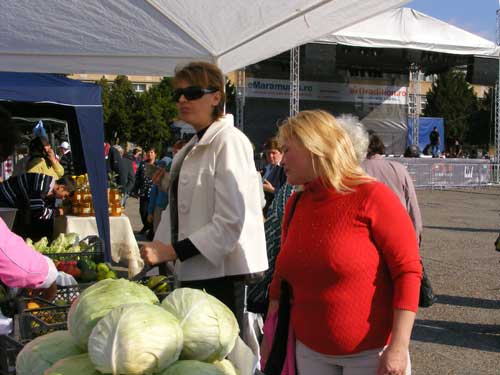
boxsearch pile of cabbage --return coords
[16,279,240,374]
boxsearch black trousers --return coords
[139,196,152,229]
[180,277,246,332]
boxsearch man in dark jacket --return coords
[58,141,74,177]
[261,138,286,217]
[104,142,127,187]
[429,126,440,157]
[132,146,157,234]
[114,145,135,207]
[0,173,75,240]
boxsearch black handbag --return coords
[263,192,301,375]
[419,263,437,308]
[495,234,500,252]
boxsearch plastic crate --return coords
[44,235,104,264]
[0,335,23,375]
[51,283,94,305]
[17,297,68,342]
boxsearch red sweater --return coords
[269,179,422,355]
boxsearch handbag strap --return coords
[263,192,302,375]
[283,191,302,239]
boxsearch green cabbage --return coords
[16,331,83,375]
[32,237,49,253]
[49,234,66,251]
[62,233,79,248]
[161,288,239,362]
[43,353,100,375]
[160,360,224,375]
[213,360,240,375]
[88,303,183,374]
[68,278,159,349]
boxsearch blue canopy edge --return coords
[0,72,111,260]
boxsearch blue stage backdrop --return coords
[408,117,445,153]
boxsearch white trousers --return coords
[296,340,411,375]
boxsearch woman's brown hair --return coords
[174,62,225,120]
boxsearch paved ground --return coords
[411,187,500,374]
[125,187,500,374]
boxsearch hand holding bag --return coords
[262,192,302,375]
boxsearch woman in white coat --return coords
[140,62,268,324]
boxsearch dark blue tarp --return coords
[0,73,110,261]
[408,117,444,153]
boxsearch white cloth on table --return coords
[54,215,143,277]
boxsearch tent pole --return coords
[290,46,300,116]
[236,68,246,131]
[496,4,500,181]
[496,73,500,183]
[409,63,421,148]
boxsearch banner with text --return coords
[245,78,407,105]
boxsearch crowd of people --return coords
[0,61,427,375]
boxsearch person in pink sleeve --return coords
[0,106,57,300]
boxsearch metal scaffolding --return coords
[235,68,246,131]
[495,5,500,170]
[409,63,421,147]
[290,46,300,116]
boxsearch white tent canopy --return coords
[0,0,410,76]
[319,7,499,57]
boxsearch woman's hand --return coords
[140,240,177,265]
[377,345,408,375]
[46,147,58,163]
[262,180,275,193]
[378,308,415,374]
[152,168,165,184]
[35,281,57,302]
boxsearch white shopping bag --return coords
[227,336,259,375]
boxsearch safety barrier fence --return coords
[254,156,500,189]
[392,159,499,188]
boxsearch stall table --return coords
[54,215,143,277]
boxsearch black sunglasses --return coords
[173,86,218,102]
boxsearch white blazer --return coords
[154,115,268,281]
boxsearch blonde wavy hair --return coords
[278,110,373,192]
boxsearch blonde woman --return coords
[263,110,422,375]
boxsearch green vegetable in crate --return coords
[32,237,49,253]
[67,278,159,350]
[147,275,170,293]
[49,234,67,252]
[88,304,183,374]
[96,270,117,281]
[67,245,81,253]
[77,259,97,271]
[43,353,100,375]
[96,263,109,273]
[78,240,91,251]
[16,331,83,375]
[213,360,240,375]
[95,263,116,281]
[62,233,79,248]
[77,259,98,282]
[159,360,225,375]
[161,288,239,362]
